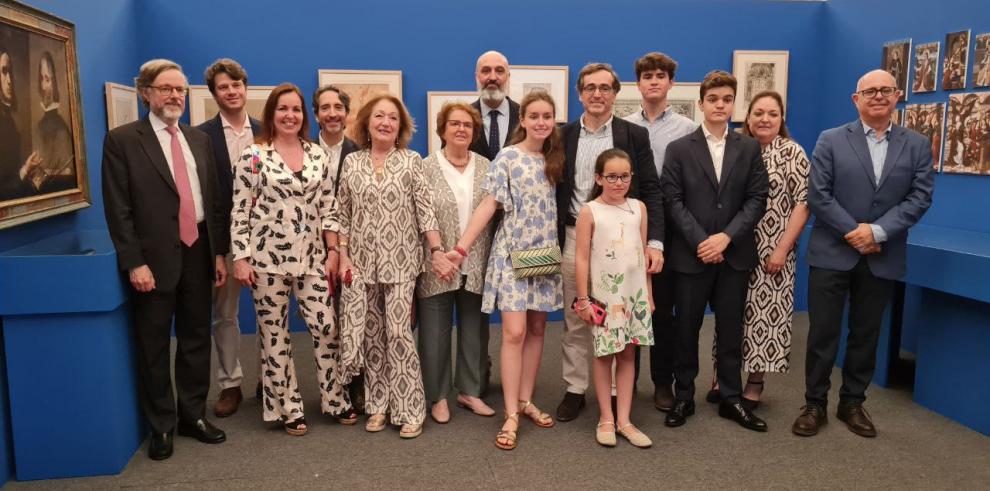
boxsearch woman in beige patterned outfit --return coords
[335,94,453,439]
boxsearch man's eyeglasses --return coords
[857,86,897,98]
[582,84,615,95]
[601,173,633,183]
[149,85,188,96]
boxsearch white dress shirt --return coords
[702,123,728,182]
[221,113,254,172]
[319,132,345,182]
[436,150,475,236]
[150,111,204,221]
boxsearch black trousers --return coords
[672,263,749,403]
[131,231,213,433]
[633,265,676,388]
[805,258,894,408]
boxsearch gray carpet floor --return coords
[8,313,989,490]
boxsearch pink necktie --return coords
[165,126,199,246]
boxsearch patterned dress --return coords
[741,136,810,373]
[587,199,654,357]
[481,146,563,313]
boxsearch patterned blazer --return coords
[230,140,334,278]
[417,151,494,298]
[335,148,439,284]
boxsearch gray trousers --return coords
[416,284,489,402]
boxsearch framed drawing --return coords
[0,0,89,229]
[187,84,274,127]
[508,65,568,122]
[942,30,970,90]
[891,108,904,126]
[667,82,704,124]
[613,82,642,118]
[426,91,476,155]
[317,69,402,141]
[912,42,940,93]
[944,92,990,175]
[972,33,990,88]
[903,103,945,172]
[732,50,789,121]
[104,82,138,130]
[881,39,911,101]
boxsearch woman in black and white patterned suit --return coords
[230,83,356,436]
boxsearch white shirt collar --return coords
[220,112,252,130]
[319,132,344,151]
[149,111,172,132]
[40,101,60,112]
[702,123,728,142]
[480,97,510,118]
[580,114,613,133]
[861,119,892,138]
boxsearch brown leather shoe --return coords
[653,385,675,412]
[836,403,877,437]
[792,404,828,436]
[213,387,243,418]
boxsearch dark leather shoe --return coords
[664,400,695,427]
[148,431,173,461]
[177,418,226,444]
[555,392,585,422]
[654,385,674,412]
[792,404,828,436]
[837,403,877,438]
[213,387,243,418]
[718,402,768,432]
[705,388,721,404]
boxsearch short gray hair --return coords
[136,59,184,107]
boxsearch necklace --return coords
[442,149,470,168]
[600,198,633,214]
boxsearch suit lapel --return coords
[845,121,878,189]
[688,128,719,190]
[181,124,210,195]
[718,132,741,193]
[137,118,177,193]
[565,123,580,188]
[877,125,906,189]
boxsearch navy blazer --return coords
[195,113,261,228]
[556,116,664,248]
[470,98,519,161]
[661,126,769,274]
[806,120,934,280]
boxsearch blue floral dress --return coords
[480,146,563,313]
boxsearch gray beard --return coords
[480,86,505,106]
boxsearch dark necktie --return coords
[488,110,501,154]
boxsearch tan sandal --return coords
[399,423,423,439]
[519,400,555,428]
[495,413,519,450]
[365,413,387,433]
[596,421,616,447]
[617,423,652,448]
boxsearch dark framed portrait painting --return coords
[0,0,89,229]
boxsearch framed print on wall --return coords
[508,65,568,123]
[903,103,945,172]
[187,85,275,127]
[732,50,789,122]
[944,92,990,174]
[971,32,990,88]
[104,82,138,130]
[942,30,970,90]
[317,69,402,141]
[426,91,476,155]
[613,82,642,118]
[881,39,911,101]
[614,81,703,124]
[912,42,940,93]
[0,0,90,230]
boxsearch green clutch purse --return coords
[510,245,562,279]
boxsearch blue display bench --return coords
[0,230,144,480]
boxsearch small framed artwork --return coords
[1,0,90,229]
[613,82,642,118]
[944,92,990,174]
[187,85,274,127]
[425,91,476,155]
[942,30,970,90]
[972,33,990,88]
[903,103,945,172]
[508,65,569,122]
[881,39,911,101]
[104,82,138,130]
[667,82,704,124]
[317,69,402,141]
[732,50,789,122]
[891,108,904,126]
[912,42,940,93]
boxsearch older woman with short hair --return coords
[417,102,496,423]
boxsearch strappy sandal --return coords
[617,423,652,448]
[334,407,359,425]
[495,413,519,450]
[519,400,555,428]
[596,421,616,447]
[365,413,387,433]
[284,417,308,436]
[742,379,765,410]
[399,423,423,439]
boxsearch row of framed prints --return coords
[891,92,990,174]
[881,30,990,101]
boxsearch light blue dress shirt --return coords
[862,120,889,243]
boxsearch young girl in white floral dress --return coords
[574,148,654,448]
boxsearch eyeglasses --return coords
[582,84,615,95]
[857,86,897,98]
[601,173,633,183]
[447,120,474,130]
[149,85,188,96]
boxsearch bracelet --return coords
[454,246,468,257]
[574,299,591,311]
[575,295,590,301]
[430,245,443,254]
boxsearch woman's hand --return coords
[575,299,596,324]
[432,250,455,281]
[763,247,788,275]
[338,254,355,284]
[324,251,339,291]
[233,258,255,287]
[445,249,465,269]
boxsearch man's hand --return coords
[844,223,877,251]
[697,232,731,264]
[214,256,227,287]
[129,264,156,292]
[646,248,664,273]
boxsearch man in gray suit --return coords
[793,69,934,438]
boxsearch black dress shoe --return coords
[705,388,721,404]
[718,402,768,432]
[177,418,227,444]
[836,403,877,438]
[148,431,173,461]
[555,392,585,422]
[653,385,675,412]
[664,400,695,427]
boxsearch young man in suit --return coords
[555,62,665,422]
[470,50,519,161]
[102,59,228,460]
[194,59,260,418]
[793,69,934,438]
[660,70,769,432]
